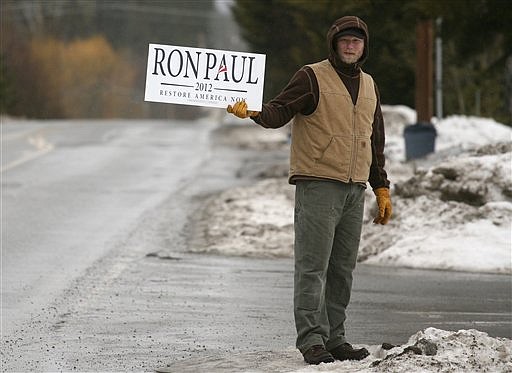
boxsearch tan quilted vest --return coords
[289,59,377,184]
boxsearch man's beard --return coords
[340,53,361,64]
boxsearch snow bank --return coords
[361,114,511,274]
[192,108,511,274]
[362,141,512,274]
[289,328,512,373]
[382,113,511,183]
[435,115,512,151]
[380,110,511,160]
[189,178,295,257]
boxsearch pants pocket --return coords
[296,291,320,311]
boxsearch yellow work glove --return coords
[227,100,259,119]
[373,187,392,225]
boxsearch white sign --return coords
[144,44,266,111]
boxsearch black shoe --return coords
[302,345,335,365]
[329,342,370,361]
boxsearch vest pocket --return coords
[315,136,350,172]
[353,136,372,181]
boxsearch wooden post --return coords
[415,20,433,123]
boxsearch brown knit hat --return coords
[327,16,369,68]
[334,27,366,41]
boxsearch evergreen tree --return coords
[232,0,511,124]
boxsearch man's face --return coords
[336,36,364,64]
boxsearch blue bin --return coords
[403,122,437,161]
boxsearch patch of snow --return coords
[189,178,295,258]
[435,115,512,152]
[361,140,512,274]
[288,328,512,373]
[364,216,511,273]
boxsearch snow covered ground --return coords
[188,106,511,372]
[290,328,512,373]
[362,107,512,274]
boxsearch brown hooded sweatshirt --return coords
[252,16,390,190]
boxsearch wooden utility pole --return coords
[415,20,434,123]
[404,19,437,161]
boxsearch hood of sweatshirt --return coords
[327,16,369,72]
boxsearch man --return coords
[227,16,392,365]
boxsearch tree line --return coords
[0,0,240,119]
[233,0,511,125]
[1,0,510,124]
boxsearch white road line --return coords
[1,128,43,142]
[1,135,55,173]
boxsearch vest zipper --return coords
[348,105,357,182]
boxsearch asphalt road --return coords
[2,118,215,337]
[1,117,511,372]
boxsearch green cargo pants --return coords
[293,179,365,353]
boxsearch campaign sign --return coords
[144,44,266,111]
